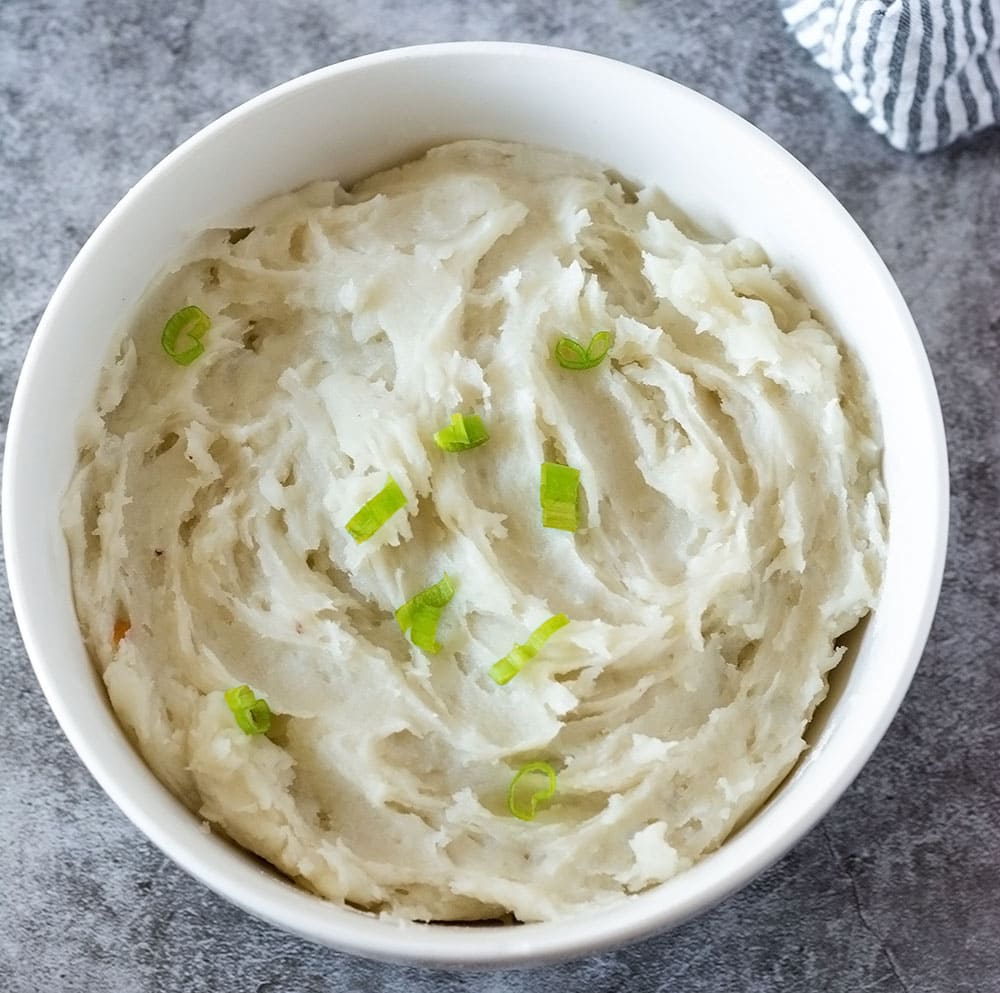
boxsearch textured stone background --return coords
[2,1,998,991]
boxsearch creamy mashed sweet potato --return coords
[63,140,886,922]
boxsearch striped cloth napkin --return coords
[779,0,1000,151]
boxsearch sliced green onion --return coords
[554,330,613,370]
[540,462,580,531]
[434,412,490,452]
[508,761,557,821]
[161,305,211,366]
[224,684,272,735]
[489,613,569,685]
[409,605,443,652]
[395,574,456,653]
[345,475,407,543]
[554,337,588,367]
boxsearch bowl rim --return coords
[2,40,949,968]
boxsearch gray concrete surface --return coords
[2,1,998,991]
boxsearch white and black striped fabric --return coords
[779,0,1000,151]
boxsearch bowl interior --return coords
[2,43,947,967]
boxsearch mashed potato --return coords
[62,140,886,922]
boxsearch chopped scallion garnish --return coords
[434,412,490,452]
[395,574,456,653]
[161,305,211,366]
[508,761,557,821]
[345,475,407,543]
[540,462,580,531]
[224,684,272,735]
[489,613,569,685]
[554,330,613,370]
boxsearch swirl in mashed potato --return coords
[63,140,887,922]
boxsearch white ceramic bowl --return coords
[3,43,947,967]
